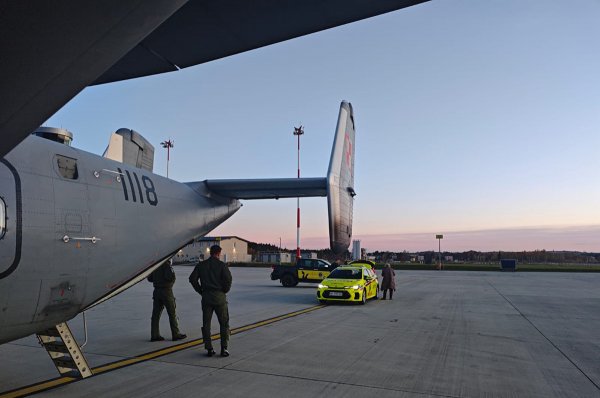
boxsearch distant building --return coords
[259,252,292,264]
[444,255,453,262]
[352,240,361,260]
[291,251,317,262]
[410,255,425,264]
[174,236,251,264]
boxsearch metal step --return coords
[43,342,70,354]
[36,322,93,378]
[53,356,78,370]
[38,328,61,338]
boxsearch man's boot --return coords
[173,333,187,341]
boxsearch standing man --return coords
[380,263,396,300]
[148,258,187,342]
[189,245,233,357]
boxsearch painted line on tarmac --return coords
[485,279,600,392]
[0,305,324,398]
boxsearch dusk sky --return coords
[46,0,600,252]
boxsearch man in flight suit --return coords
[189,245,232,357]
[148,258,187,342]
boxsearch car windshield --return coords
[328,268,362,279]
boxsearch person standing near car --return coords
[381,263,396,300]
[189,245,233,357]
[148,258,187,342]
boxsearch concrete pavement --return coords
[0,268,598,397]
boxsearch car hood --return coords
[322,279,363,288]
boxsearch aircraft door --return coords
[45,153,91,312]
[0,159,20,279]
[28,153,91,324]
[84,158,119,287]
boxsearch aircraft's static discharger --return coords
[0,101,356,345]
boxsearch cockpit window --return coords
[56,155,78,179]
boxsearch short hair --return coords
[210,245,222,255]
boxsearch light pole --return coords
[436,234,444,270]
[160,139,174,178]
[293,125,304,261]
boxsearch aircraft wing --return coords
[0,0,429,158]
[94,0,431,84]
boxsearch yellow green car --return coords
[316,265,379,304]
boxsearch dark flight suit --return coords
[189,257,233,351]
[149,263,183,340]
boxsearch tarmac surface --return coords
[0,268,599,397]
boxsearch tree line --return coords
[248,242,599,265]
[368,250,600,265]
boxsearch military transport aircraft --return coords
[0,0,428,376]
[0,99,355,345]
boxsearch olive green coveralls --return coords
[149,263,182,339]
[189,257,233,350]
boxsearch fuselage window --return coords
[0,197,5,239]
[56,155,79,179]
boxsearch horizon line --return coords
[260,224,600,252]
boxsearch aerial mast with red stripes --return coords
[293,125,304,261]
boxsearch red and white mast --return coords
[293,126,304,260]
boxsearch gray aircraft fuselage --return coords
[0,135,240,343]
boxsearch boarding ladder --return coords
[36,322,93,378]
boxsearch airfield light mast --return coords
[293,125,304,261]
[436,234,444,270]
[160,139,174,178]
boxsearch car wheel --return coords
[375,286,379,300]
[281,274,296,287]
[361,290,367,305]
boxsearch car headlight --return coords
[347,285,361,290]
[318,284,327,289]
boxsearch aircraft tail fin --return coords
[326,101,355,253]
[199,101,355,254]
